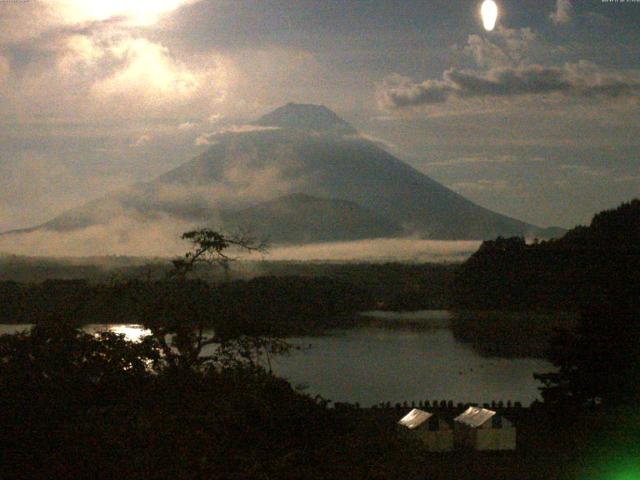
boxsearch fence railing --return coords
[330,399,530,414]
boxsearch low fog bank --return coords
[0,217,480,264]
[0,217,193,258]
[264,239,480,263]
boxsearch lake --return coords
[0,311,553,407]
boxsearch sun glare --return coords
[54,0,191,26]
[481,0,499,31]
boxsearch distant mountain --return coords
[3,103,562,249]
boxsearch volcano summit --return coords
[3,103,561,254]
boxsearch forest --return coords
[454,199,640,311]
[0,262,456,331]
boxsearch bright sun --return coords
[481,0,499,31]
[53,0,192,26]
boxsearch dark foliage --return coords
[454,199,640,310]
[0,229,426,478]
[535,297,640,409]
[0,276,371,333]
[0,323,423,479]
[0,264,457,332]
[454,200,640,410]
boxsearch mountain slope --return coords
[3,103,560,248]
[253,102,357,135]
[153,126,547,239]
[220,193,402,244]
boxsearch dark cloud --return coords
[379,76,453,107]
[446,66,572,96]
[380,63,640,108]
[158,0,478,52]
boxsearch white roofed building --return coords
[397,408,453,452]
[453,407,516,451]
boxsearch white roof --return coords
[454,407,496,428]
[398,409,433,430]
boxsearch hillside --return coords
[454,199,640,310]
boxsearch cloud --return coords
[425,155,544,169]
[0,225,481,262]
[0,140,315,256]
[1,147,311,232]
[195,134,215,146]
[377,74,452,107]
[0,151,72,230]
[264,239,481,263]
[0,18,235,124]
[130,133,152,147]
[464,27,538,68]
[560,164,610,178]
[153,159,307,211]
[451,179,510,193]
[0,55,9,84]
[0,3,57,43]
[195,125,280,145]
[550,0,573,25]
[0,3,324,132]
[0,0,197,45]
[42,0,199,27]
[0,216,192,257]
[0,150,132,232]
[379,62,640,108]
[446,66,571,96]
[614,174,640,184]
[88,36,226,111]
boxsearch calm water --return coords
[0,311,552,407]
[272,328,550,407]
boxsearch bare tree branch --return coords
[169,228,269,279]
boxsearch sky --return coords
[0,0,639,232]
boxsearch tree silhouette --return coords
[136,228,283,372]
[170,228,268,279]
[536,297,640,409]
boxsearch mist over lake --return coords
[264,239,481,263]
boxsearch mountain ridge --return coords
[253,103,357,135]
[1,103,564,249]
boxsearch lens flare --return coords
[481,0,499,31]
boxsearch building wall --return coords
[475,427,516,451]
[454,424,516,451]
[453,423,474,450]
[416,429,454,452]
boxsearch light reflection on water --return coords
[0,324,152,343]
[91,324,152,342]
